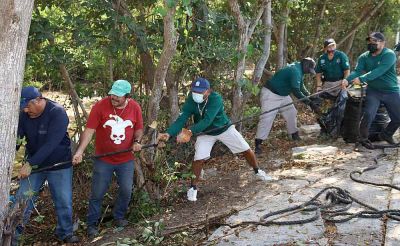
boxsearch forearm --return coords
[75,128,95,154]
[134,129,143,142]
[316,74,322,87]
[343,69,350,79]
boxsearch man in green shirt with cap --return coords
[157,77,274,202]
[343,32,400,148]
[254,58,321,154]
[315,38,350,97]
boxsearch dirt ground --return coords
[14,92,322,245]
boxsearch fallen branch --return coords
[161,202,258,236]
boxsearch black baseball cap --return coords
[366,32,385,42]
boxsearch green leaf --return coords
[166,0,176,9]
[153,7,167,17]
[33,215,45,223]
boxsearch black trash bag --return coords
[317,89,348,138]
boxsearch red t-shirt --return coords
[86,97,143,164]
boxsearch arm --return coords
[316,73,323,91]
[346,55,366,82]
[166,97,192,137]
[359,52,396,83]
[73,127,96,158]
[290,71,310,103]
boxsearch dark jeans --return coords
[360,88,400,141]
[87,159,134,227]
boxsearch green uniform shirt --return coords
[347,48,398,92]
[264,62,310,101]
[166,91,231,136]
[315,50,350,81]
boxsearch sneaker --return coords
[379,132,396,145]
[87,226,99,239]
[255,169,274,181]
[115,219,129,227]
[291,132,302,141]
[187,187,197,202]
[63,235,80,243]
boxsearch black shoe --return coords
[115,219,129,227]
[87,226,99,239]
[360,140,375,149]
[255,139,263,155]
[291,132,301,141]
[63,235,80,243]
[379,132,396,145]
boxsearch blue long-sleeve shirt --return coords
[17,99,72,170]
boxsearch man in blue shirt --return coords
[13,86,79,244]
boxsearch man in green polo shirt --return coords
[254,58,321,154]
[157,78,274,202]
[343,32,400,148]
[315,38,350,97]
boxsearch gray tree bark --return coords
[228,0,270,123]
[276,3,290,70]
[0,0,34,242]
[146,0,178,127]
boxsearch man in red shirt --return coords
[72,80,143,238]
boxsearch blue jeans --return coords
[14,167,73,240]
[87,159,134,227]
[360,89,400,140]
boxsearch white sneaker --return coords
[255,169,274,181]
[187,187,197,201]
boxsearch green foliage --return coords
[140,220,165,245]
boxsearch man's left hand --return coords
[132,142,142,152]
[18,163,32,179]
[177,128,192,143]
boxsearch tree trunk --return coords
[146,0,178,128]
[228,0,269,123]
[252,3,272,86]
[308,1,327,58]
[166,68,180,123]
[0,0,34,241]
[276,3,290,70]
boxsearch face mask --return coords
[192,92,204,104]
[367,43,378,53]
[327,49,335,54]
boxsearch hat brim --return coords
[191,88,208,93]
[20,100,29,110]
[108,89,126,97]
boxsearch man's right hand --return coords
[72,151,83,165]
[157,133,170,142]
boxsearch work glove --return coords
[177,128,192,143]
[157,133,170,142]
[18,163,32,179]
[309,101,322,115]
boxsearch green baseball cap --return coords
[108,80,132,97]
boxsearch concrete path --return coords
[208,141,400,245]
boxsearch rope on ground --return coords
[350,150,400,191]
[218,186,400,228]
